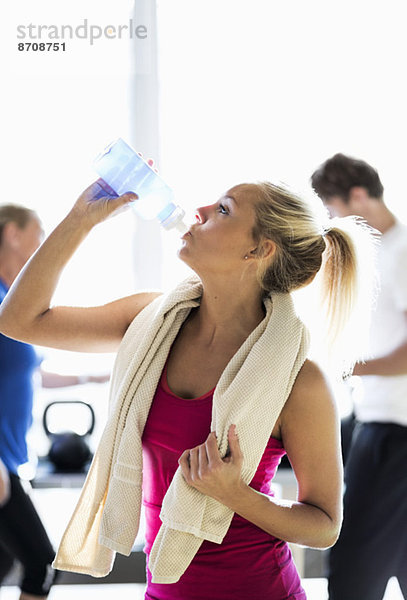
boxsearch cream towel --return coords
[53,275,309,584]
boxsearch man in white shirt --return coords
[311,153,407,600]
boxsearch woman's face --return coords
[15,218,44,265]
[179,183,260,277]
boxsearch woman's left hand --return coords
[178,424,245,504]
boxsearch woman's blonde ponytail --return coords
[317,216,379,376]
[322,225,358,346]
[251,181,378,377]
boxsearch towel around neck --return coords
[53,275,309,583]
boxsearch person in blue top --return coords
[0,204,109,599]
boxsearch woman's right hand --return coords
[0,458,10,507]
[68,178,138,230]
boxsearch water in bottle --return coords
[93,138,188,233]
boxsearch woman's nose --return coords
[195,205,211,223]
[195,207,205,223]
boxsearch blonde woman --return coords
[0,178,373,599]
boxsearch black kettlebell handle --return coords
[43,400,96,438]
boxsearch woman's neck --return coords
[192,277,266,346]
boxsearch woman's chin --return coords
[177,247,200,274]
[177,243,191,260]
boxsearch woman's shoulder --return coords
[294,359,329,388]
[284,359,336,418]
[272,360,336,440]
[274,359,339,450]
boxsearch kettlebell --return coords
[43,400,96,472]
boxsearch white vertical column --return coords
[128,0,163,290]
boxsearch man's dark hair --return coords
[311,153,384,203]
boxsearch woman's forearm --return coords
[0,180,137,342]
[222,483,341,549]
[179,421,342,550]
[0,212,91,337]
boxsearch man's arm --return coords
[353,312,407,376]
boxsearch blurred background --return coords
[1,0,406,597]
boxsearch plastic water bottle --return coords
[93,138,188,233]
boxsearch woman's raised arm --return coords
[0,180,162,352]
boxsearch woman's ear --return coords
[245,239,276,261]
[255,239,276,260]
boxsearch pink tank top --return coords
[141,362,306,600]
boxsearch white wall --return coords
[3,0,406,295]
[2,0,138,306]
[156,0,407,288]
